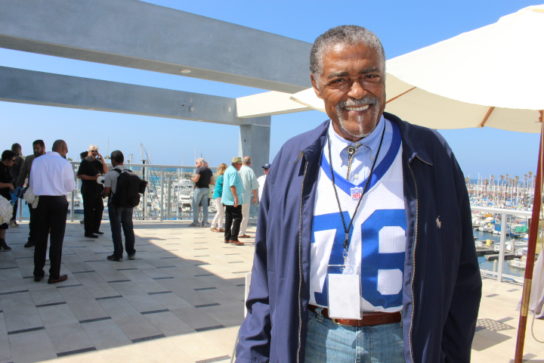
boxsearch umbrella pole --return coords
[514,120,544,362]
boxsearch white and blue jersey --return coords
[309,118,406,313]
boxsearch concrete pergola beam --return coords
[0,66,269,127]
[0,0,311,92]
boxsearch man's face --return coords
[33,144,45,157]
[234,162,242,171]
[311,42,385,141]
[89,148,98,158]
[195,160,202,168]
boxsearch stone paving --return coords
[0,221,542,362]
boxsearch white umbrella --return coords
[292,5,544,133]
[292,5,544,362]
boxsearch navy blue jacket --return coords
[236,113,482,363]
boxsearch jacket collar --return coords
[383,112,433,166]
[301,113,434,167]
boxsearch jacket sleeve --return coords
[236,163,273,362]
[442,156,482,362]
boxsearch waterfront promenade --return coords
[0,222,542,362]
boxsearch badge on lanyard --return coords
[328,272,362,319]
[350,186,363,200]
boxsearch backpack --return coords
[111,169,148,208]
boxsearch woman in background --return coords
[210,163,227,232]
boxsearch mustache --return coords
[338,96,378,109]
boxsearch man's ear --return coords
[310,74,323,99]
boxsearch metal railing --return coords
[16,162,532,284]
[17,162,262,222]
[471,206,532,284]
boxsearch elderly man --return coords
[238,156,258,238]
[237,26,481,363]
[190,157,213,227]
[30,140,75,284]
[222,157,244,246]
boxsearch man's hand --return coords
[231,185,239,207]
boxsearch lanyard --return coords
[326,124,386,263]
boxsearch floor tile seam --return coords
[7,326,45,335]
[35,301,67,308]
[141,309,170,315]
[56,346,97,357]
[195,354,231,363]
[130,333,165,343]
[0,290,28,296]
[79,316,112,324]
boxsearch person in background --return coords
[30,140,75,284]
[238,156,258,238]
[0,150,16,251]
[190,157,213,227]
[102,150,136,262]
[16,139,46,248]
[210,163,227,233]
[77,144,108,238]
[222,157,244,246]
[257,163,270,200]
[9,143,23,227]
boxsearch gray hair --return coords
[243,156,252,165]
[310,25,385,76]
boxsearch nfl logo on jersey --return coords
[350,187,363,200]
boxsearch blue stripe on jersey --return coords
[320,121,401,196]
[361,209,406,309]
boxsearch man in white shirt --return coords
[238,156,258,238]
[30,139,75,284]
[256,163,270,200]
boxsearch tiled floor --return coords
[0,221,253,363]
[0,221,543,362]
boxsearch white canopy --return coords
[291,5,544,133]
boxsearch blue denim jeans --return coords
[108,204,135,258]
[304,310,404,363]
[192,187,209,224]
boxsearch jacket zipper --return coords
[296,158,309,363]
[407,157,421,363]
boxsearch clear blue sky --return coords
[0,0,541,179]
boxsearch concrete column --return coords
[238,118,271,178]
